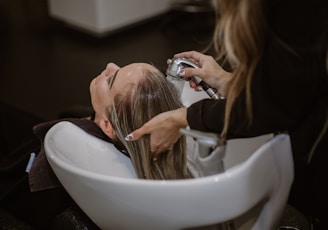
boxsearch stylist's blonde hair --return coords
[213,0,266,137]
[108,69,192,180]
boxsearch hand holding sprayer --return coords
[166,57,220,100]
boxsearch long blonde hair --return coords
[108,69,192,179]
[213,0,266,137]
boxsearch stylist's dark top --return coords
[187,0,328,227]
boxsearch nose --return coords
[106,63,120,73]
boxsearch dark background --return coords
[0,0,215,120]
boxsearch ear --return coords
[99,118,115,139]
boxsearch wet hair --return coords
[108,68,192,180]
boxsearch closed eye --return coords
[108,69,119,89]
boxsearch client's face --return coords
[90,62,158,137]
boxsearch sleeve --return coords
[187,98,226,133]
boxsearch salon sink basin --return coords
[44,82,293,230]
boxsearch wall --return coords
[48,0,172,35]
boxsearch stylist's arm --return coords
[125,107,188,157]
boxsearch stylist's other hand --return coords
[174,51,231,97]
[125,108,188,157]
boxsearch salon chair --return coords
[44,120,296,230]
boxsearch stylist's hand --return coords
[125,108,188,157]
[174,51,231,97]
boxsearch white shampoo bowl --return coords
[44,121,293,230]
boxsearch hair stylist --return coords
[126,0,328,228]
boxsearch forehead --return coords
[113,63,158,89]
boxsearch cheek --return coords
[90,78,103,110]
[90,79,98,105]
[89,78,95,94]
[90,78,107,110]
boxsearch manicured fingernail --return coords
[125,134,133,141]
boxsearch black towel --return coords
[29,118,127,192]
